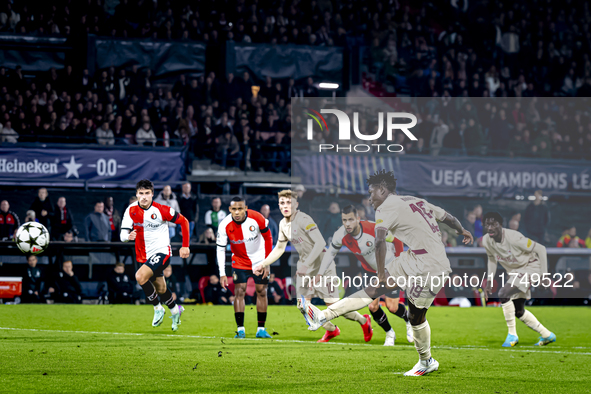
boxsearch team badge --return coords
[151,213,157,219]
[233,272,238,281]
[249,225,255,232]
[366,241,373,247]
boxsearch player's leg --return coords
[369,297,395,346]
[303,277,392,330]
[233,282,247,338]
[135,264,165,327]
[513,298,556,346]
[403,301,439,376]
[498,283,523,347]
[153,276,184,331]
[254,283,272,338]
[385,295,414,343]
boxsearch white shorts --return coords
[297,263,340,303]
[506,259,540,300]
[386,252,450,309]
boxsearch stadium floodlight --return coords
[318,82,340,89]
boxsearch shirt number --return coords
[409,202,439,233]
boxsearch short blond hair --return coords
[278,189,296,200]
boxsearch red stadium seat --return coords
[274,278,285,290]
[432,288,449,306]
[198,276,209,304]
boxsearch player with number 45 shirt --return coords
[120,179,191,331]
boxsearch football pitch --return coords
[1,305,590,393]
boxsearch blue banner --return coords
[0,148,185,186]
[292,152,591,197]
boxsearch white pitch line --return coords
[1,327,590,356]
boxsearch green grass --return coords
[0,305,590,393]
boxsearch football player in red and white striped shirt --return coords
[318,205,414,346]
[120,179,190,331]
[216,196,273,338]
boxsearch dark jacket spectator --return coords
[84,202,111,241]
[50,197,73,240]
[204,275,233,304]
[22,255,45,303]
[0,200,20,240]
[260,204,278,244]
[104,196,121,242]
[267,274,285,305]
[178,183,198,237]
[524,190,549,242]
[30,188,53,228]
[107,263,134,304]
[322,202,342,240]
[51,261,82,304]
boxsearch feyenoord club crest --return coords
[366,241,373,247]
[151,213,157,219]
[249,225,255,232]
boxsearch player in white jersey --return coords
[302,170,473,376]
[120,179,190,331]
[318,205,413,346]
[254,190,373,343]
[482,211,556,347]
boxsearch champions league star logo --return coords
[62,156,83,178]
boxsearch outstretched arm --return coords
[441,212,473,245]
[375,228,388,284]
[532,242,548,276]
[255,239,288,273]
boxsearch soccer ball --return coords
[15,222,50,255]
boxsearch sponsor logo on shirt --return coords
[230,234,259,244]
[133,222,161,229]
[292,237,305,245]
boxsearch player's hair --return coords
[366,169,397,192]
[483,211,504,226]
[341,205,358,216]
[115,262,124,267]
[231,196,245,203]
[136,179,154,193]
[278,189,296,200]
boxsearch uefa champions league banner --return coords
[292,153,591,197]
[0,148,185,185]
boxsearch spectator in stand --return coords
[458,211,477,247]
[96,121,115,145]
[24,210,38,223]
[360,197,375,221]
[22,255,45,303]
[267,273,285,305]
[104,196,121,242]
[524,190,549,243]
[557,227,586,248]
[509,219,520,230]
[30,188,53,229]
[199,227,216,244]
[0,120,18,143]
[155,185,181,239]
[260,204,278,244]
[178,182,198,239]
[0,200,20,240]
[472,205,483,244]
[204,197,227,234]
[83,201,111,242]
[204,275,233,305]
[107,262,134,304]
[50,196,73,240]
[49,260,82,304]
[136,120,157,147]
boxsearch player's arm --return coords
[295,223,326,276]
[119,207,136,242]
[316,227,344,276]
[531,243,548,276]
[485,251,497,301]
[258,239,287,269]
[375,227,388,284]
[440,211,473,245]
[386,231,404,256]
[216,220,230,288]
